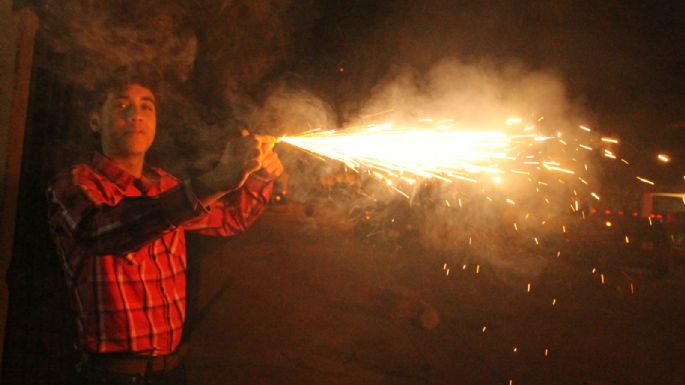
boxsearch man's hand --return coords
[193,134,262,201]
[253,134,284,180]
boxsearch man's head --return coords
[89,65,161,159]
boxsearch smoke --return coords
[35,1,603,280]
[347,59,583,129]
[39,2,197,90]
[277,58,596,281]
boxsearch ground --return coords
[184,201,685,385]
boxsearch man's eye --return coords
[142,104,154,111]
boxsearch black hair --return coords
[89,62,163,112]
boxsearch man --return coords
[47,69,283,384]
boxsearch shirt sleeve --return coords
[47,168,207,260]
[181,174,274,236]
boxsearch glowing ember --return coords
[657,153,671,163]
[636,176,655,185]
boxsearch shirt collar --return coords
[91,152,160,193]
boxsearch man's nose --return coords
[125,105,143,121]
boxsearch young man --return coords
[47,72,283,384]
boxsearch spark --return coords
[279,119,591,200]
[280,124,512,185]
[591,192,601,200]
[636,176,655,185]
[580,125,592,132]
[601,137,619,143]
[657,153,671,163]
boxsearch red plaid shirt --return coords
[47,152,272,355]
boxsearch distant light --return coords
[657,153,671,163]
[605,221,612,227]
[338,67,345,73]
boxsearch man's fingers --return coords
[254,134,276,153]
[258,151,284,178]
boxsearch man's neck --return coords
[106,153,146,178]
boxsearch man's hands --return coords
[253,134,285,180]
[193,131,283,205]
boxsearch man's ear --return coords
[89,113,101,133]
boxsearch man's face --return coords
[92,83,157,158]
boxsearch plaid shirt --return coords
[47,152,272,355]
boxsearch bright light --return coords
[657,153,671,163]
[280,123,513,186]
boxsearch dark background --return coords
[3,1,685,384]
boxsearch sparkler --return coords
[278,119,602,201]
[279,122,513,187]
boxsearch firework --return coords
[278,118,599,200]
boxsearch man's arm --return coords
[181,133,282,236]
[182,174,274,236]
[48,169,206,258]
